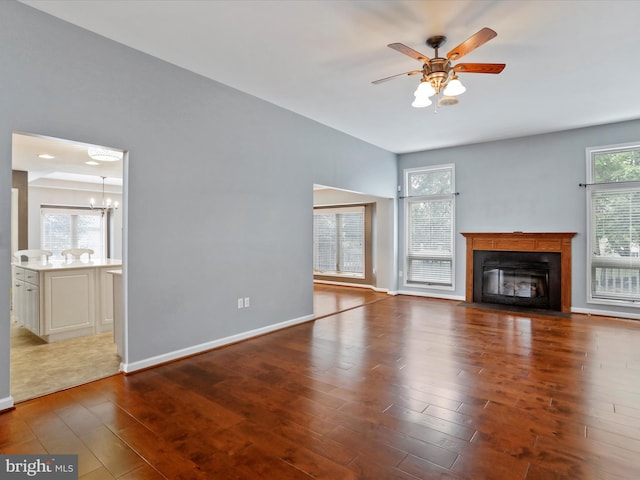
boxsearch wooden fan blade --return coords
[453,63,505,74]
[447,27,497,61]
[372,70,422,85]
[388,43,430,63]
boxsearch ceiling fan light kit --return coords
[443,75,466,96]
[373,27,505,110]
[414,80,435,98]
[411,95,432,108]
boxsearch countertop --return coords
[13,258,122,272]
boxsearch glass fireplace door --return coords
[482,262,550,309]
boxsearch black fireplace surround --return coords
[473,250,562,311]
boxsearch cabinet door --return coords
[97,267,115,332]
[44,269,95,334]
[13,278,24,325]
[24,283,40,334]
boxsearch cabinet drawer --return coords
[14,266,25,280]
[24,269,39,285]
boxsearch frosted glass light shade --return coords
[414,81,435,98]
[443,78,466,96]
[411,96,432,108]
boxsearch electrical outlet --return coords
[237,298,244,309]
[244,297,250,308]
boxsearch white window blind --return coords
[587,144,640,304]
[405,165,455,288]
[41,207,105,258]
[313,206,364,277]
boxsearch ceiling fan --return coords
[373,27,505,108]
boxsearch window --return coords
[313,206,365,278]
[587,143,640,304]
[41,206,107,258]
[404,165,455,288]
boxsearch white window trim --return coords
[586,141,640,307]
[40,205,108,259]
[403,164,456,291]
[313,205,366,279]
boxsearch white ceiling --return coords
[12,132,123,185]
[18,0,640,156]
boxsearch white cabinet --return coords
[24,280,40,334]
[12,274,24,325]
[12,266,40,335]
[11,259,122,343]
[97,267,115,333]
[43,268,95,341]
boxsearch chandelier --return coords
[90,176,119,216]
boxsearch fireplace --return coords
[461,232,576,313]
[473,250,561,311]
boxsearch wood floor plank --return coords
[3,289,640,479]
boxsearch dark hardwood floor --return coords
[2,289,640,479]
[313,283,388,318]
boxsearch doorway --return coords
[312,184,395,317]
[10,132,125,402]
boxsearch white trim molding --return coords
[121,314,315,373]
[396,290,464,301]
[313,279,390,294]
[571,306,640,321]
[0,396,14,412]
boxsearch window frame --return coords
[586,141,640,307]
[313,203,375,285]
[40,204,112,259]
[403,164,456,291]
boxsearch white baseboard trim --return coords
[396,290,465,302]
[0,395,14,411]
[571,306,640,321]
[121,313,315,373]
[313,279,390,294]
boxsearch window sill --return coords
[588,296,640,308]
[404,281,455,291]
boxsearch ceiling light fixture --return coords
[87,147,123,162]
[38,154,55,159]
[85,161,100,166]
[90,176,119,216]
[410,43,466,109]
[443,74,466,97]
[438,95,459,107]
[372,28,505,110]
[411,95,432,108]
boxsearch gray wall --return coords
[0,2,396,407]
[398,118,640,318]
